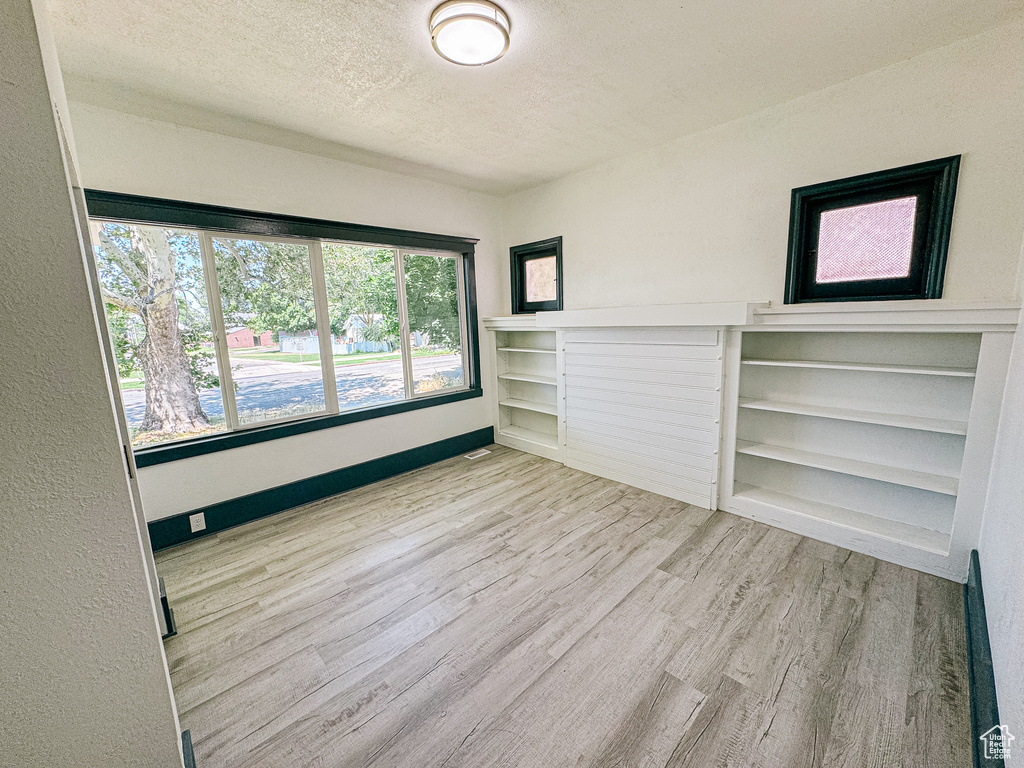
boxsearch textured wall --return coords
[979,300,1024,746]
[68,104,505,520]
[0,2,182,765]
[502,19,1024,311]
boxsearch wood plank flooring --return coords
[156,446,970,767]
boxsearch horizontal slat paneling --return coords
[564,365,718,389]
[565,352,721,376]
[567,430,714,480]
[564,375,719,402]
[568,398,717,430]
[568,413,717,452]
[566,450,713,499]
[565,388,719,418]
[566,457,712,507]
[563,330,724,510]
[564,328,719,346]
[563,343,721,360]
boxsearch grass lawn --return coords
[119,378,145,390]
[228,349,454,366]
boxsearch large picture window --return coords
[87,192,479,463]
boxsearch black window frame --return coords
[510,236,563,313]
[85,190,482,468]
[784,155,960,304]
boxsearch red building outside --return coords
[225,327,274,349]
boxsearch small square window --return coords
[525,255,558,302]
[511,237,562,313]
[785,156,960,303]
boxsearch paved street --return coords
[121,354,464,429]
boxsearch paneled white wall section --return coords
[562,328,722,509]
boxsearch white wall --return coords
[1,1,182,765]
[980,297,1024,748]
[68,104,504,520]
[503,19,1024,311]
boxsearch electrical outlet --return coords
[189,513,206,533]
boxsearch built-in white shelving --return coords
[726,329,986,575]
[488,320,562,461]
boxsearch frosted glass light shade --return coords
[430,1,510,66]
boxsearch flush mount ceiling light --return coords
[430,1,510,66]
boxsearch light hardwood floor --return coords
[157,446,970,767]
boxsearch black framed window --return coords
[785,156,960,304]
[85,190,481,466]
[511,236,562,313]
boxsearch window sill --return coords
[132,387,483,468]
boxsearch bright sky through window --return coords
[816,196,918,283]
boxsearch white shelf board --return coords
[498,347,557,354]
[499,424,558,449]
[534,301,768,328]
[738,398,968,435]
[483,315,540,331]
[731,484,950,555]
[735,441,959,496]
[741,358,975,377]
[500,398,558,416]
[498,372,557,386]
[750,300,1020,331]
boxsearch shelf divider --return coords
[731,484,951,555]
[736,440,959,495]
[738,398,968,435]
[500,424,558,448]
[498,372,557,386]
[741,358,976,377]
[499,399,557,416]
[498,346,556,354]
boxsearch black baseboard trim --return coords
[181,729,196,768]
[965,549,1004,768]
[158,577,177,639]
[148,427,494,551]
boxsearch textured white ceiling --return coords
[49,0,1023,195]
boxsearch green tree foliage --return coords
[105,308,141,379]
[323,244,400,350]
[211,239,460,352]
[404,253,461,351]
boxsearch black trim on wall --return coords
[84,189,479,252]
[462,242,483,400]
[134,388,481,468]
[181,730,196,768]
[158,577,177,639]
[148,427,494,551]
[965,549,1003,768]
[83,189,484,468]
